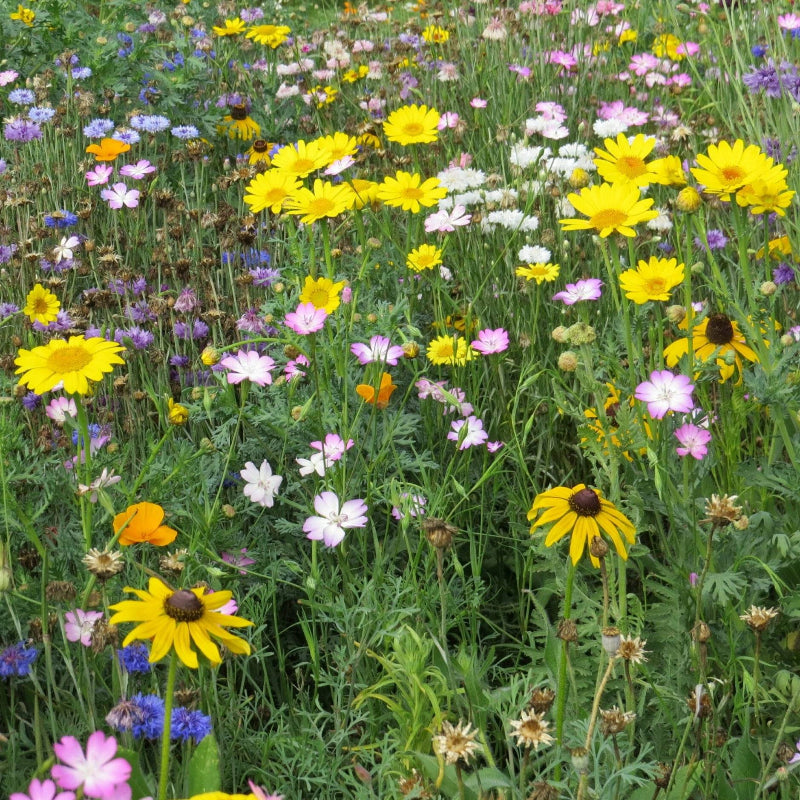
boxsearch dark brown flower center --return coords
[230,104,248,121]
[705,313,734,345]
[164,589,205,622]
[569,488,602,517]
[251,139,269,152]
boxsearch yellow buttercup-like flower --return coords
[527,484,636,567]
[619,256,684,304]
[299,276,346,314]
[24,283,60,325]
[109,576,252,669]
[15,336,125,396]
[270,140,328,179]
[516,263,560,284]
[383,104,441,146]
[212,17,246,36]
[10,4,35,25]
[593,133,655,187]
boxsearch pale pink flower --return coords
[0,70,20,86]
[119,160,156,180]
[425,204,471,233]
[100,183,140,210]
[219,349,275,387]
[53,236,81,264]
[296,452,326,477]
[324,156,355,176]
[85,164,113,186]
[52,731,131,799]
[778,13,800,30]
[437,111,460,130]
[635,370,694,419]
[241,459,283,507]
[553,278,603,305]
[470,328,509,355]
[303,491,368,547]
[674,423,711,460]
[10,778,75,800]
[487,441,504,453]
[285,354,309,382]
[310,433,354,463]
[64,609,104,647]
[46,396,78,424]
[470,97,488,108]
[448,415,489,449]
[350,335,405,366]
[284,302,327,334]
[248,780,284,800]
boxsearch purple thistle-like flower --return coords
[773,262,796,284]
[0,642,38,677]
[4,118,42,142]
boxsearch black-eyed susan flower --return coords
[663,311,759,382]
[376,171,447,213]
[593,133,655,187]
[527,484,636,567]
[383,104,440,146]
[108,577,252,669]
[559,182,658,237]
[23,283,60,325]
[246,139,273,166]
[618,256,684,304]
[15,336,125,396]
[217,103,260,141]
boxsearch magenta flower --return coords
[447,415,489,449]
[350,335,405,366]
[221,548,256,574]
[100,183,140,210]
[119,159,156,179]
[85,164,113,186]
[10,778,75,800]
[303,491,368,548]
[634,370,694,419]
[310,433,354,463]
[553,278,603,305]
[284,302,327,334]
[64,609,104,647]
[471,328,509,355]
[219,349,275,386]
[52,731,131,800]
[674,422,711,460]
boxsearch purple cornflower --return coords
[28,106,57,123]
[116,326,154,350]
[82,118,115,138]
[236,309,271,336]
[0,244,17,264]
[169,354,190,368]
[129,114,171,132]
[130,694,166,739]
[8,88,35,105]
[4,117,42,142]
[0,302,20,319]
[171,124,200,139]
[21,392,41,410]
[694,230,728,251]
[742,63,781,98]
[173,287,199,313]
[0,642,38,677]
[125,300,156,323]
[249,266,281,287]
[173,319,208,340]
[773,262,796,284]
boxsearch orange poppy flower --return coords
[85,138,132,162]
[114,502,178,546]
[356,372,397,409]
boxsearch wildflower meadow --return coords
[3,0,800,797]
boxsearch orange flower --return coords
[85,138,131,162]
[114,502,177,547]
[356,372,397,409]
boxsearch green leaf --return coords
[414,754,478,800]
[627,762,703,800]
[730,736,760,800]
[187,734,221,796]
[117,747,153,800]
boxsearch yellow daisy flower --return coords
[559,182,658,238]
[15,336,125,396]
[312,132,358,166]
[421,25,450,43]
[516,263,560,284]
[647,155,687,186]
[346,178,379,210]
[383,104,441,146]
[690,140,774,200]
[406,243,443,272]
[376,171,447,213]
[10,4,35,25]
[594,133,655,187]
[270,140,328,179]
[245,23,291,48]
[426,334,475,366]
[109,577,253,669]
[735,164,795,216]
[527,484,636,567]
[212,17,246,36]
[24,283,60,325]
[619,256,684,304]
[299,276,346,314]
[243,171,302,214]
[652,33,684,61]
[284,179,353,224]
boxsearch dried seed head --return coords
[90,619,119,653]
[45,581,77,602]
[701,493,743,528]
[601,626,621,657]
[432,719,481,766]
[739,605,779,633]
[159,549,188,576]
[590,535,609,559]
[617,635,648,664]
[558,618,578,643]
[528,687,556,715]
[422,518,457,550]
[687,686,713,719]
[83,548,124,582]
[570,746,590,774]
[527,782,560,800]
[509,710,554,750]
[654,763,673,789]
[600,706,636,736]
[692,621,712,643]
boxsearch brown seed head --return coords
[83,548,125,582]
[45,580,77,602]
[528,687,556,715]
[600,706,636,736]
[739,605,779,633]
[558,618,578,643]
[432,719,481,765]
[422,518,457,550]
[702,493,743,528]
[509,710,554,750]
[617,635,648,664]
[527,782,560,800]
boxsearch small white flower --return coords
[53,235,80,264]
[240,460,283,508]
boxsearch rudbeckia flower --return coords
[217,104,261,141]
[109,577,253,668]
[527,484,636,566]
[114,502,178,547]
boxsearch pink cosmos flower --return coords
[634,370,694,419]
[424,204,471,233]
[219,349,275,386]
[85,164,113,186]
[674,423,711,460]
[303,491,368,548]
[248,780,284,800]
[100,183,140,210]
[52,731,131,800]
[350,335,405,366]
[284,302,327,334]
[553,278,603,305]
[447,415,489,449]
[10,778,75,800]
[471,328,509,355]
[119,160,156,180]
[64,609,104,647]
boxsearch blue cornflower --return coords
[8,88,35,105]
[21,392,41,410]
[116,326,154,350]
[170,354,190,368]
[171,707,212,743]
[72,67,93,79]
[773,262,796,285]
[28,106,56,123]
[0,244,17,263]
[0,302,20,319]
[751,44,768,58]
[0,642,38,677]
[171,125,200,139]
[118,642,152,673]
[131,693,165,739]
[113,128,141,145]
[72,423,102,446]
[83,118,115,138]
[4,118,42,142]
[44,210,78,228]
[129,114,171,133]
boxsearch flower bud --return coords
[665,304,686,324]
[760,280,777,296]
[675,186,702,212]
[201,346,220,366]
[557,351,578,372]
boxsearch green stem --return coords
[554,558,576,780]
[157,651,179,800]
